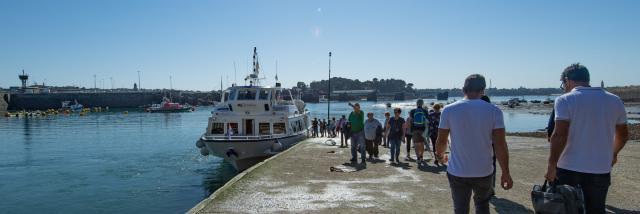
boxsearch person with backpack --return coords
[386,108,405,163]
[409,99,429,165]
[545,64,629,213]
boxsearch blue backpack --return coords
[412,108,428,128]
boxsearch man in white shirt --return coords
[545,63,629,214]
[436,74,513,214]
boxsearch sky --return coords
[1,0,639,91]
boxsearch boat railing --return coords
[202,134,286,141]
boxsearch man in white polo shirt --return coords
[545,63,629,214]
[436,74,513,214]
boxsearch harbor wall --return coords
[8,92,164,110]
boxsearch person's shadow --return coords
[418,163,447,174]
[366,158,386,164]
[605,205,640,213]
[490,197,534,214]
[390,161,412,170]
[342,162,367,171]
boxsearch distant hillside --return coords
[608,86,640,102]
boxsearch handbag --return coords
[531,180,585,214]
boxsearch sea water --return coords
[0,108,236,214]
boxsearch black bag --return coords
[531,180,585,214]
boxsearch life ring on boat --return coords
[195,140,205,148]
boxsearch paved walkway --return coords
[189,137,640,214]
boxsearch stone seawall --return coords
[8,92,164,110]
[7,91,221,110]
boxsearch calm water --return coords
[307,95,558,132]
[0,108,236,214]
[0,96,554,214]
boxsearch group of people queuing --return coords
[339,99,444,165]
[310,117,337,138]
[324,63,629,214]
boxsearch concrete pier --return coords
[189,137,640,213]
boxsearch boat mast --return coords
[250,47,260,86]
[169,75,173,102]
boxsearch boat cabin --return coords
[204,86,308,141]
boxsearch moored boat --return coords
[195,47,310,171]
[145,97,194,113]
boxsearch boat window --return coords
[211,123,224,134]
[237,89,256,100]
[258,89,270,100]
[273,123,286,134]
[275,90,282,100]
[259,123,270,135]
[228,89,238,101]
[228,123,239,135]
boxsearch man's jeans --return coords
[447,173,493,214]
[389,138,401,160]
[350,131,366,161]
[557,167,611,214]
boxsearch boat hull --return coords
[199,132,307,171]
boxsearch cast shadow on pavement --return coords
[490,197,533,214]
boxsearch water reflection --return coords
[200,160,236,197]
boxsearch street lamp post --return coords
[328,52,331,123]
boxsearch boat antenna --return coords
[169,75,173,102]
[233,61,237,86]
[275,60,279,86]
[327,51,331,123]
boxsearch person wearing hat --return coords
[408,99,429,164]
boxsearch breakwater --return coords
[7,91,220,110]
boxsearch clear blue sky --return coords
[1,0,639,91]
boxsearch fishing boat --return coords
[145,97,194,113]
[61,100,83,112]
[319,95,329,103]
[146,75,194,113]
[195,47,310,171]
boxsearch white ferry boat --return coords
[196,48,310,171]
